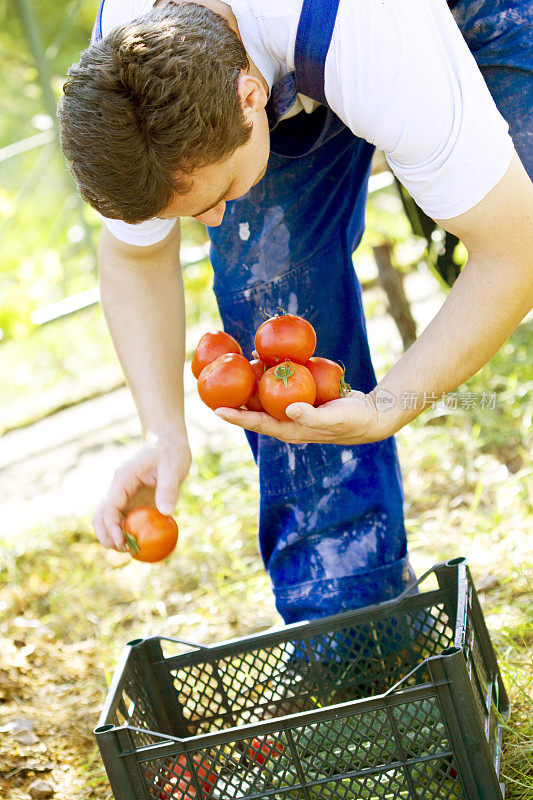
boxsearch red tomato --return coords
[123,507,178,563]
[192,330,242,379]
[248,737,285,766]
[245,358,267,411]
[155,754,217,800]
[305,357,351,406]
[258,361,316,420]
[254,313,316,366]
[197,353,255,410]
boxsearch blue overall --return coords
[91,1,532,624]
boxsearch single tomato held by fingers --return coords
[197,353,255,410]
[258,360,316,420]
[305,357,351,406]
[254,313,316,366]
[192,330,242,379]
[123,507,178,563]
[245,358,267,411]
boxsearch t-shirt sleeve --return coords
[98,214,177,246]
[326,0,515,220]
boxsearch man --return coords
[59,0,532,623]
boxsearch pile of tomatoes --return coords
[192,313,351,421]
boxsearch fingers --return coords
[215,407,306,440]
[92,501,125,552]
[92,437,192,552]
[215,393,380,444]
[285,399,348,429]
[93,463,147,551]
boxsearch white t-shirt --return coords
[99,0,514,245]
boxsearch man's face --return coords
[159,105,270,227]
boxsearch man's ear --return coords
[237,74,268,118]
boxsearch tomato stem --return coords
[261,306,286,321]
[124,532,140,555]
[337,361,351,398]
[274,361,295,389]
[339,376,352,398]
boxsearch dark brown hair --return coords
[58,3,252,222]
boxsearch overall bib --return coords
[91,0,532,624]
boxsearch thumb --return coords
[285,401,336,428]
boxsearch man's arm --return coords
[92,223,192,550]
[369,151,533,432]
[215,152,533,443]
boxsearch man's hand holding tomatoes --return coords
[211,314,389,445]
[92,427,191,551]
[214,390,388,445]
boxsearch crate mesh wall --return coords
[142,700,465,800]
[167,599,456,739]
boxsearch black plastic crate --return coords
[95,557,508,800]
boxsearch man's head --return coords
[58,2,270,226]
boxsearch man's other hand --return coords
[92,430,191,551]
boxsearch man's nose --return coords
[194,201,226,227]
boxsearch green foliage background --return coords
[0,0,100,338]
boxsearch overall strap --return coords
[294,0,341,105]
[91,0,105,44]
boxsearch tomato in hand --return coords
[258,360,316,420]
[305,357,351,406]
[254,313,316,366]
[245,358,267,411]
[192,330,242,379]
[197,353,255,410]
[123,507,178,563]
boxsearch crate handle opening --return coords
[95,724,115,734]
[441,646,461,656]
[446,557,467,567]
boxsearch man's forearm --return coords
[98,224,186,439]
[373,248,533,435]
